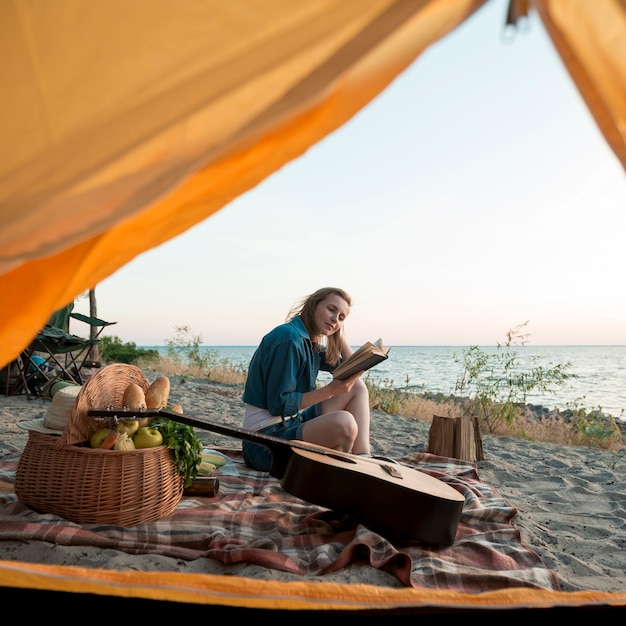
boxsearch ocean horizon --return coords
[144,344,626,419]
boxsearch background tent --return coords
[1,0,626,612]
[1,0,625,369]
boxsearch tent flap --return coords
[2,0,626,611]
[1,0,625,366]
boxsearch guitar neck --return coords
[87,408,331,478]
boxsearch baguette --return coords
[145,376,170,409]
[122,383,147,410]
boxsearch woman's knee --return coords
[305,410,357,447]
[334,410,359,440]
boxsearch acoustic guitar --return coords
[88,408,465,545]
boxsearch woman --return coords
[241,287,371,471]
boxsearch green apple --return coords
[133,426,163,449]
[116,418,140,437]
[90,428,113,448]
[100,430,121,450]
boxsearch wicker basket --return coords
[15,364,184,526]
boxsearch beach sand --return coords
[1,376,625,593]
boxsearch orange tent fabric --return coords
[2,0,625,369]
[0,0,488,365]
[1,0,626,610]
[2,560,626,612]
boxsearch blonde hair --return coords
[287,287,352,365]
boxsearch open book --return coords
[332,338,390,380]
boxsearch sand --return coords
[1,376,625,593]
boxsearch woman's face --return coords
[313,294,350,338]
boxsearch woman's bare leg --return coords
[306,378,371,454]
[301,410,357,451]
[343,378,371,454]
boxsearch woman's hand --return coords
[301,371,364,410]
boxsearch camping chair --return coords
[25,327,97,389]
[8,304,116,397]
[69,311,117,363]
[45,302,117,371]
[3,334,84,398]
[0,355,31,397]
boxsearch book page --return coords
[332,340,389,380]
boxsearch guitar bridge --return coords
[381,463,402,479]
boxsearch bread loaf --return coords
[122,383,147,410]
[145,376,170,409]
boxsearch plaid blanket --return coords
[0,449,559,592]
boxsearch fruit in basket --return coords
[116,418,140,436]
[90,428,113,448]
[122,383,147,410]
[145,376,170,409]
[114,433,136,450]
[133,426,164,448]
[99,429,121,450]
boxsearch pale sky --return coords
[87,0,626,348]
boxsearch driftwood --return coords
[428,415,484,462]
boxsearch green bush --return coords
[164,325,247,380]
[363,374,403,414]
[564,398,624,448]
[454,322,575,434]
[99,335,160,365]
[165,325,211,370]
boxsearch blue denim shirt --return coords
[242,316,332,418]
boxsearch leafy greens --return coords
[151,417,203,488]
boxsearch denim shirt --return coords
[242,316,331,418]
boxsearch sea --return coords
[149,345,626,420]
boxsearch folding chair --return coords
[8,304,117,397]
[0,356,30,396]
[70,313,117,371]
[26,327,96,387]
[3,340,78,398]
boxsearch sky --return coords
[86,0,626,348]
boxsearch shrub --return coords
[563,398,624,448]
[163,325,247,384]
[165,325,209,370]
[454,322,575,434]
[364,374,403,414]
[99,335,160,365]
